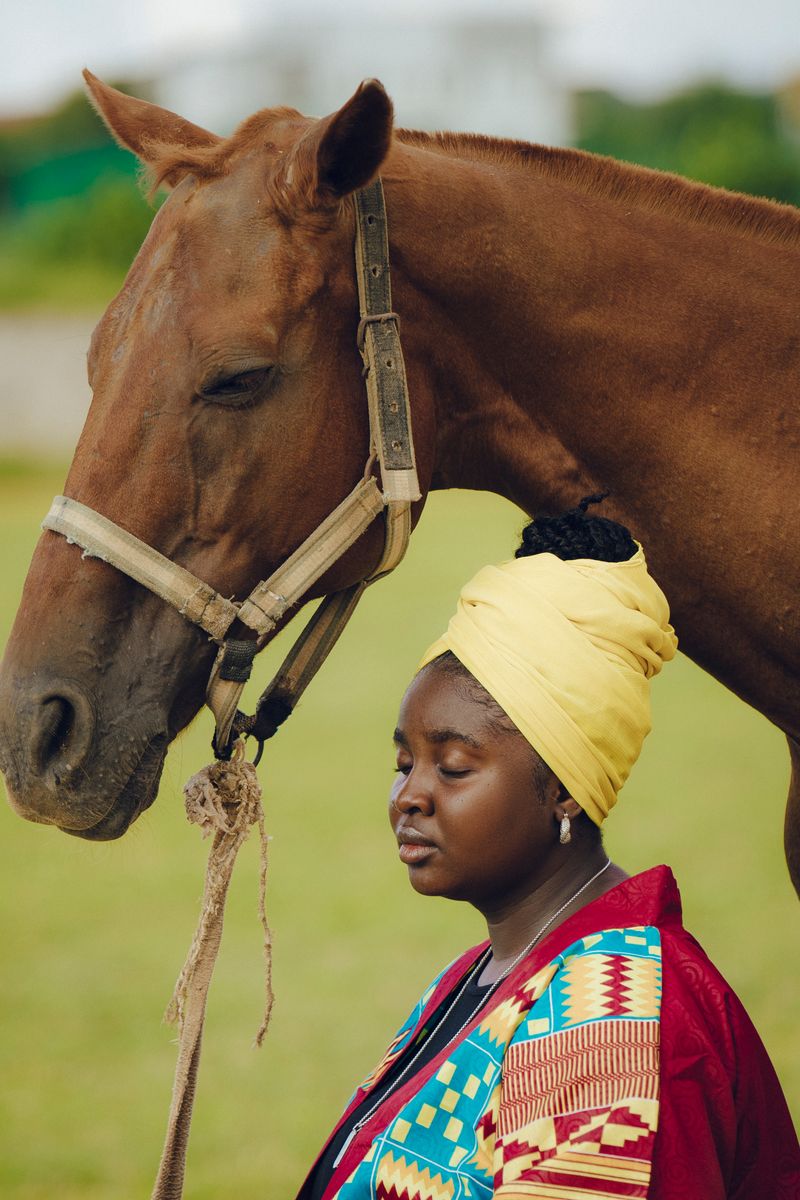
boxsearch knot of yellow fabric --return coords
[419,547,678,824]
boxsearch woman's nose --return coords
[390,769,434,815]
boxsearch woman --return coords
[299,500,799,1199]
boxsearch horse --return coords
[1,73,799,894]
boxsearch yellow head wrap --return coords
[418,547,677,825]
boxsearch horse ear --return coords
[288,80,394,207]
[82,69,221,164]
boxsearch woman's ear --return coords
[542,773,578,818]
[557,795,583,821]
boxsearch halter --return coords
[42,179,420,761]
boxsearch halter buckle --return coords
[356,310,400,353]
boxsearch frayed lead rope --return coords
[151,742,273,1200]
[166,741,274,1043]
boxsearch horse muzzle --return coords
[0,670,168,839]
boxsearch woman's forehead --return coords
[396,664,501,741]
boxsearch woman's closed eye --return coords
[393,761,472,778]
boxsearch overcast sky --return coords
[4,0,800,117]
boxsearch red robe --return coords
[302,868,799,1198]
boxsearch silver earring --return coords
[559,814,571,845]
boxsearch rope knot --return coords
[152,742,273,1199]
[162,740,273,1042]
[183,749,261,838]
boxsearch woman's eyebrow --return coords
[427,728,482,749]
[392,726,482,749]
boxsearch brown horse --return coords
[1,74,799,889]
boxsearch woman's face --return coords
[389,663,560,911]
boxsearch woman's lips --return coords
[397,826,437,864]
[399,842,437,864]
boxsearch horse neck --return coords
[384,139,800,519]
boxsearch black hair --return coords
[515,493,637,564]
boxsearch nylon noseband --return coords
[42,179,420,761]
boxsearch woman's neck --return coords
[477,850,626,986]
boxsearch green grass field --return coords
[1,465,798,1198]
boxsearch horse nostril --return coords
[31,689,94,780]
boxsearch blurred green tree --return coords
[0,82,157,308]
[12,177,156,269]
[574,82,800,206]
[0,82,148,211]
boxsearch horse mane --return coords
[396,128,800,250]
[145,111,800,249]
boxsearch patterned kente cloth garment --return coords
[302,867,800,1200]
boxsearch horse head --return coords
[0,75,434,839]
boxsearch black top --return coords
[302,964,492,1200]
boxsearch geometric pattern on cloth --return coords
[558,951,661,1028]
[494,1098,658,1198]
[358,981,441,1094]
[360,1030,413,1096]
[374,1150,456,1199]
[552,928,662,1031]
[498,1019,660,1134]
[332,926,662,1200]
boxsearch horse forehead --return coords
[181,162,270,232]
[152,167,276,270]
[90,190,290,362]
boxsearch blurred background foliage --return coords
[0,82,158,308]
[0,77,798,310]
[575,81,800,204]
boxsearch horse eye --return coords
[200,367,273,406]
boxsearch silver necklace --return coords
[332,857,612,1168]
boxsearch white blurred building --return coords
[153,14,571,147]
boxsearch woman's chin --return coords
[405,867,469,903]
[405,863,445,896]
